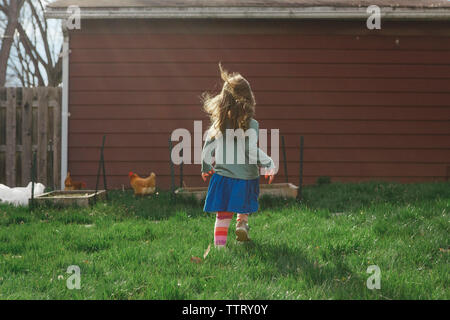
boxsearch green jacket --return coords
[201,118,275,180]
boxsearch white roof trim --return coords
[45,6,450,20]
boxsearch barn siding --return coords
[68,19,450,189]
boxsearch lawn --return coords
[0,181,448,300]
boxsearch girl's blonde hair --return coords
[202,63,256,138]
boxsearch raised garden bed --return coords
[30,190,107,207]
[175,183,298,201]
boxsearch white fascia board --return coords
[45,6,450,20]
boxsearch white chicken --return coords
[0,182,46,207]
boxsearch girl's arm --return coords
[247,120,276,184]
[248,120,276,170]
[201,128,215,173]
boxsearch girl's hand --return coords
[263,168,276,184]
[201,170,215,182]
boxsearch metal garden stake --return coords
[94,135,108,203]
[281,135,288,183]
[297,135,304,202]
[168,137,175,196]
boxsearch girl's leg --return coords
[236,213,250,242]
[236,213,248,224]
[214,211,234,247]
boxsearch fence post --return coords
[21,88,33,186]
[5,88,16,187]
[37,87,48,186]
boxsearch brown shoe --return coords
[235,221,250,242]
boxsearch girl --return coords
[201,64,276,248]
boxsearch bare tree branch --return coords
[16,22,45,85]
[0,0,8,13]
[0,0,23,86]
[13,36,33,86]
[2,0,62,87]
[25,0,53,79]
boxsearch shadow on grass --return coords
[232,240,406,300]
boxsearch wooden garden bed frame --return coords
[31,190,107,207]
[175,182,298,201]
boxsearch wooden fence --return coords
[0,87,62,189]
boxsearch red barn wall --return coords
[68,19,450,190]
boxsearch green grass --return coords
[0,181,448,300]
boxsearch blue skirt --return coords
[203,174,260,214]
